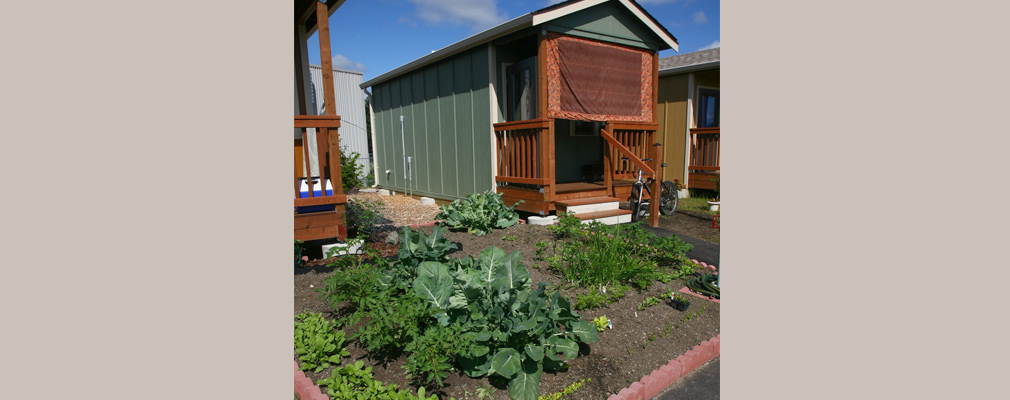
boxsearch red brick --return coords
[618,388,635,400]
[641,375,664,399]
[660,363,682,383]
[650,368,673,388]
[607,395,625,400]
[683,349,701,373]
[295,378,313,397]
[628,382,646,400]
[713,336,720,354]
[699,340,715,360]
[310,393,328,400]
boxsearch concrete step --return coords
[556,196,621,214]
[573,209,633,225]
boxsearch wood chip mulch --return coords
[347,192,440,227]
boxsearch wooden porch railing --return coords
[600,121,662,226]
[688,127,720,190]
[294,115,347,209]
[493,118,553,186]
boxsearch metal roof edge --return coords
[659,60,719,76]
[309,64,364,76]
[360,14,534,89]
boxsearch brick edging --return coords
[608,334,721,400]
[294,361,329,400]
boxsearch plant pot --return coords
[669,299,691,311]
[321,241,363,258]
[707,201,720,212]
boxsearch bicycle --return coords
[625,157,678,222]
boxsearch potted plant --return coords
[669,293,691,311]
[707,176,720,211]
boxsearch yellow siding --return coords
[656,74,689,184]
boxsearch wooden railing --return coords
[493,118,553,186]
[294,115,347,210]
[604,122,660,181]
[688,127,720,190]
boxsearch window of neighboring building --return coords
[697,88,719,128]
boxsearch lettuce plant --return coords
[411,247,598,400]
[436,191,522,236]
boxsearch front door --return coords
[505,56,537,121]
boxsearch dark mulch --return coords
[294,223,719,400]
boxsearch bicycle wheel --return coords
[660,180,678,215]
[629,183,642,222]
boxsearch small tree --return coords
[340,146,364,191]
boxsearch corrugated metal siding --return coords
[306,66,370,178]
[371,46,492,200]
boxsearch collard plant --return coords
[411,247,598,400]
[384,225,458,289]
[436,191,523,236]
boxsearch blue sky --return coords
[308,0,719,84]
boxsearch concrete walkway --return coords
[653,358,720,400]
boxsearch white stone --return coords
[527,215,558,225]
[377,189,390,196]
[420,197,435,205]
[321,241,363,257]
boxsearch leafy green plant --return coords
[537,378,590,400]
[436,191,522,236]
[410,247,598,400]
[352,291,431,355]
[591,316,609,332]
[404,323,469,388]
[319,361,441,400]
[294,312,351,373]
[501,234,517,242]
[339,146,364,191]
[346,198,387,241]
[637,296,662,311]
[320,254,385,312]
[574,290,609,310]
[385,226,458,289]
[295,240,304,268]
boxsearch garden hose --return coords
[686,275,720,299]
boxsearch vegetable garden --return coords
[294,191,719,400]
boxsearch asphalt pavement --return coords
[653,358,720,400]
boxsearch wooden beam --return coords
[495,176,550,185]
[316,0,337,117]
[294,115,341,128]
[493,118,550,131]
[538,32,548,119]
[600,128,655,177]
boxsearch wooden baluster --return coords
[302,129,315,197]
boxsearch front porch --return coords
[493,118,664,226]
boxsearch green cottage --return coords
[363,0,679,226]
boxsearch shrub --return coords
[352,291,431,355]
[345,197,387,241]
[294,312,351,373]
[404,323,469,388]
[339,146,364,191]
[436,191,522,236]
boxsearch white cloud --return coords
[331,54,366,72]
[692,11,707,24]
[408,0,508,32]
[698,40,719,51]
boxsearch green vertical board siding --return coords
[437,59,458,197]
[424,67,442,194]
[370,47,492,199]
[453,53,475,196]
[470,46,492,193]
[411,70,427,192]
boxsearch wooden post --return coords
[649,140,662,227]
[315,0,342,195]
[603,121,612,194]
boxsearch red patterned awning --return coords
[545,33,654,122]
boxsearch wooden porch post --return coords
[315,0,342,193]
[537,32,554,211]
[603,121,612,194]
[648,52,661,227]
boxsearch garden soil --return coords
[295,221,719,400]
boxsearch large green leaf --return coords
[524,343,544,362]
[412,262,453,310]
[568,320,600,344]
[477,246,507,285]
[547,336,579,360]
[507,360,543,400]
[489,348,521,379]
[494,250,530,291]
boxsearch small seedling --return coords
[592,315,610,332]
[501,234,517,241]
